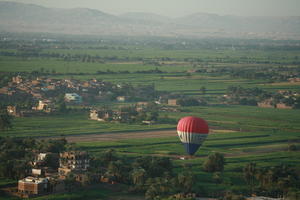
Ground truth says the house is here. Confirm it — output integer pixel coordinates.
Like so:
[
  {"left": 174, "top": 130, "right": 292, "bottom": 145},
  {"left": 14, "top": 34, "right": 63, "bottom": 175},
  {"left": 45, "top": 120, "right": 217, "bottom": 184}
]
[
  {"left": 12, "top": 75, "right": 23, "bottom": 84},
  {"left": 32, "top": 100, "right": 53, "bottom": 112},
  {"left": 288, "top": 77, "right": 300, "bottom": 82},
  {"left": 136, "top": 102, "right": 149, "bottom": 112},
  {"left": 18, "top": 177, "right": 49, "bottom": 195},
  {"left": 90, "top": 109, "right": 112, "bottom": 121},
  {"left": 116, "top": 96, "right": 126, "bottom": 102},
  {"left": 7, "top": 105, "right": 22, "bottom": 117},
  {"left": 32, "top": 153, "right": 51, "bottom": 167},
  {"left": 31, "top": 168, "right": 44, "bottom": 177},
  {"left": 64, "top": 93, "right": 82, "bottom": 103},
  {"left": 0, "top": 87, "right": 9, "bottom": 94},
  {"left": 31, "top": 91, "right": 43, "bottom": 99},
  {"left": 276, "top": 103, "right": 293, "bottom": 109},
  {"left": 58, "top": 151, "right": 90, "bottom": 179},
  {"left": 168, "top": 99, "right": 178, "bottom": 106},
  {"left": 257, "top": 99, "right": 274, "bottom": 108},
  {"left": 46, "top": 85, "right": 56, "bottom": 90},
  {"left": 31, "top": 80, "right": 41, "bottom": 86}
]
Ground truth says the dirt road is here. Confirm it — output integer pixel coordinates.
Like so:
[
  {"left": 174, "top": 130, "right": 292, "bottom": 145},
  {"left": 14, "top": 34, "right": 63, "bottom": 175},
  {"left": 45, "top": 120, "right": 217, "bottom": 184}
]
[
  {"left": 50, "top": 128, "right": 235, "bottom": 143},
  {"left": 63, "top": 129, "right": 177, "bottom": 143}
]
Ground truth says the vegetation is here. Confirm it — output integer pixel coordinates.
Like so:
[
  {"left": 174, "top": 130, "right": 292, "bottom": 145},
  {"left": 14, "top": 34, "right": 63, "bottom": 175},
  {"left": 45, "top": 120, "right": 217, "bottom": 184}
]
[
  {"left": 203, "top": 152, "right": 225, "bottom": 172},
  {"left": 0, "top": 137, "right": 67, "bottom": 180},
  {"left": 0, "top": 34, "right": 300, "bottom": 199},
  {"left": 0, "top": 110, "right": 12, "bottom": 130}
]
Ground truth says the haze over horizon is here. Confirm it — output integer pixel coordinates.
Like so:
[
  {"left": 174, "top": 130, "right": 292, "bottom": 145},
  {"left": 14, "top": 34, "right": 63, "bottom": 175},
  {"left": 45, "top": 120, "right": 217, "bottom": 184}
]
[{"left": 1, "top": 0, "right": 300, "bottom": 17}]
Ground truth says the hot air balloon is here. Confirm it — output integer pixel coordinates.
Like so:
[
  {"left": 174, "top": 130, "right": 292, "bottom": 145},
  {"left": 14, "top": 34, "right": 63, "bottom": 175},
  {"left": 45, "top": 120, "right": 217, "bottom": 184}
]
[{"left": 177, "top": 116, "right": 209, "bottom": 156}]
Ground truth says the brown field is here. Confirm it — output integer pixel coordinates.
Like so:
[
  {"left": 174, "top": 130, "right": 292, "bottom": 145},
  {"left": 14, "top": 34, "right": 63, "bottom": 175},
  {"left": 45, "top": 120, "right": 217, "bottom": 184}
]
[
  {"left": 64, "top": 129, "right": 177, "bottom": 143},
  {"left": 260, "top": 81, "right": 300, "bottom": 86},
  {"left": 57, "top": 128, "right": 232, "bottom": 143}
]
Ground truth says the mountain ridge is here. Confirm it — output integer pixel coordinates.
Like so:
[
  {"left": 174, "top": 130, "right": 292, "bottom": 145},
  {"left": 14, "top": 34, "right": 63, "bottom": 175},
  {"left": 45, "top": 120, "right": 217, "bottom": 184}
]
[{"left": 0, "top": 1, "right": 299, "bottom": 39}]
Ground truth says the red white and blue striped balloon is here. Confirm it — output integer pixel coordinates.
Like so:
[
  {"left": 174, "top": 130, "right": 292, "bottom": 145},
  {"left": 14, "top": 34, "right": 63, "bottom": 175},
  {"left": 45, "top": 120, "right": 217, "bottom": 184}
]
[{"left": 177, "top": 116, "right": 209, "bottom": 155}]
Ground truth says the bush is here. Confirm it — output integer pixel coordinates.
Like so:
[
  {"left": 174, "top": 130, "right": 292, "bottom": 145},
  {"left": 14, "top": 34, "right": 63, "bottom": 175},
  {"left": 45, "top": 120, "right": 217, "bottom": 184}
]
[
  {"left": 288, "top": 144, "right": 297, "bottom": 151},
  {"left": 203, "top": 152, "right": 225, "bottom": 172}
]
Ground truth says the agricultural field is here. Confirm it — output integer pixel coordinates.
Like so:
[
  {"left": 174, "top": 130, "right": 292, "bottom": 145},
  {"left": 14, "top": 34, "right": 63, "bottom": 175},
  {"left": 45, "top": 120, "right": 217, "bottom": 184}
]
[{"left": 0, "top": 35, "right": 300, "bottom": 199}]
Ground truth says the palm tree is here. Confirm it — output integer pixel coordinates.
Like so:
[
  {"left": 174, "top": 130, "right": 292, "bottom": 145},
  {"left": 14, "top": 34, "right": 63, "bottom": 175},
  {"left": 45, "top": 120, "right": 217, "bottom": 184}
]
[
  {"left": 243, "top": 162, "right": 257, "bottom": 192},
  {"left": 131, "top": 168, "right": 147, "bottom": 186},
  {"left": 107, "top": 160, "right": 126, "bottom": 182},
  {"left": 177, "top": 171, "right": 195, "bottom": 193}
]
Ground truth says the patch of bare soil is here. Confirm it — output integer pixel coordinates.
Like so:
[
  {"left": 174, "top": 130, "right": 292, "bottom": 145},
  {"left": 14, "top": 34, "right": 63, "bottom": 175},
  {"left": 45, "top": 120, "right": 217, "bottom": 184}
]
[
  {"left": 63, "top": 128, "right": 237, "bottom": 143},
  {"left": 65, "top": 130, "right": 177, "bottom": 143}
]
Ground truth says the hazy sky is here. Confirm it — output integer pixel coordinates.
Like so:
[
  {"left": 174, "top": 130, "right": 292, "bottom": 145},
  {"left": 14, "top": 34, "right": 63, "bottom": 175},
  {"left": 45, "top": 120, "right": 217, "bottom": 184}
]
[{"left": 2, "top": 0, "right": 300, "bottom": 17}]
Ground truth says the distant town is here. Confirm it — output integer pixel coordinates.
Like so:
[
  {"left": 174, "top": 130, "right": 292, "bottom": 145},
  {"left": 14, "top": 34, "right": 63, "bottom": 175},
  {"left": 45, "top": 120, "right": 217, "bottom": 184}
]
[{"left": 1, "top": 75, "right": 299, "bottom": 125}]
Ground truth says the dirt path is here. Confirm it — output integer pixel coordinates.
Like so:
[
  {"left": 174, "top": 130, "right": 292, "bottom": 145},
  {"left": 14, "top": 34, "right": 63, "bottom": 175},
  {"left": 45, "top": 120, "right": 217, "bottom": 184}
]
[
  {"left": 64, "top": 129, "right": 177, "bottom": 143},
  {"left": 56, "top": 128, "right": 235, "bottom": 143}
]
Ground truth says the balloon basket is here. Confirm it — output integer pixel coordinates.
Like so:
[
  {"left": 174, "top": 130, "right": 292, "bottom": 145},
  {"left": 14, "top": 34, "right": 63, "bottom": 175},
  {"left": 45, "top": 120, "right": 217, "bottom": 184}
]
[{"left": 178, "top": 155, "right": 196, "bottom": 160}]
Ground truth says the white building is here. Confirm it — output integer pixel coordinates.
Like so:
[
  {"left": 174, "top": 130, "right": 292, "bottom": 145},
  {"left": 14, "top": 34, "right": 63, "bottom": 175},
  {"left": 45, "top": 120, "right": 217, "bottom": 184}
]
[{"left": 64, "top": 93, "right": 82, "bottom": 103}]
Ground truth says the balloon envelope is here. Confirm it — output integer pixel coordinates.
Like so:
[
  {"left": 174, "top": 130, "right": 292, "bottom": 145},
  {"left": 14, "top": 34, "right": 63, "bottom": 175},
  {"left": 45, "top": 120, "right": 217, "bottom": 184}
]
[{"left": 177, "top": 116, "right": 209, "bottom": 155}]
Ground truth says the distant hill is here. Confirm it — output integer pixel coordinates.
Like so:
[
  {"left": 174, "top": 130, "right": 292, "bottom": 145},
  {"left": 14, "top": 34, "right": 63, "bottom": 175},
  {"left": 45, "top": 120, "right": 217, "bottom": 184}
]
[{"left": 0, "top": 1, "right": 300, "bottom": 39}]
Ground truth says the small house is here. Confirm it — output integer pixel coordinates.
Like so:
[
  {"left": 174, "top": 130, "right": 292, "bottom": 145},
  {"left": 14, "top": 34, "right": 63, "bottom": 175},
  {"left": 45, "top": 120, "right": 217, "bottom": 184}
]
[
  {"left": 18, "top": 177, "right": 49, "bottom": 195},
  {"left": 64, "top": 93, "right": 82, "bottom": 103},
  {"left": 168, "top": 99, "right": 178, "bottom": 106}
]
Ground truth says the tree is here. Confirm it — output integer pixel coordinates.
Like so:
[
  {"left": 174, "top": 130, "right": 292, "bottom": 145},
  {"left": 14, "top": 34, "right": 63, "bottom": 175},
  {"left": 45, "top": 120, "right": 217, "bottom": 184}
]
[
  {"left": 147, "top": 111, "right": 159, "bottom": 121},
  {"left": 286, "top": 188, "right": 300, "bottom": 200},
  {"left": 288, "top": 144, "right": 297, "bottom": 151},
  {"left": 44, "top": 153, "right": 59, "bottom": 169},
  {"left": 212, "top": 172, "right": 223, "bottom": 184},
  {"left": 203, "top": 152, "right": 225, "bottom": 172},
  {"left": 101, "top": 149, "right": 118, "bottom": 166},
  {"left": 176, "top": 171, "right": 196, "bottom": 193},
  {"left": 64, "top": 173, "right": 77, "bottom": 192},
  {"left": 200, "top": 86, "right": 206, "bottom": 95},
  {"left": 131, "top": 168, "right": 147, "bottom": 186},
  {"left": 0, "top": 111, "right": 12, "bottom": 130},
  {"left": 58, "top": 102, "right": 67, "bottom": 113},
  {"left": 243, "top": 162, "right": 257, "bottom": 192},
  {"left": 107, "top": 160, "right": 127, "bottom": 182},
  {"left": 145, "top": 177, "right": 171, "bottom": 199}
]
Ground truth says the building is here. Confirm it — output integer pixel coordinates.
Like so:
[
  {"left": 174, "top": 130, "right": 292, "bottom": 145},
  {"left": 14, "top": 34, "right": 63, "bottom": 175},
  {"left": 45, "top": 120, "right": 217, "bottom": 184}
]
[
  {"left": 7, "top": 105, "right": 21, "bottom": 117},
  {"left": 58, "top": 151, "right": 90, "bottom": 178},
  {"left": 116, "top": 96, "right": 126, "bottom": 102},
  {"left": 12, "top": 75, "right": 23, "bottom": 84},
  {"left": 64, "top": 93, "right": 82, "bottom": 103},
  {"left": 257, "top": 99, "right": 274, "bottom": 108},
  {"left": 32, "top": 153, "right": 50, "bottom": 167},
  {"left": 90, "top": 109, "right": 112, "bottom": 121},
  {"left": 136, "top": 102, "right": 149, "bottom": 112},
  {"left": 18, "top": 177, "right": 49, "bottom": 195},
  {"left": 288, "top": 77, "right": 300, "bottom": 83},
  {"left": 168, "top": 99, "right": 178, "bottom": 106},
  {"left": 276, "top": 103, "right": 293, "bottom": 109},
  {"left": 34, "top": 100, "right": 54, "bottom": 112}
]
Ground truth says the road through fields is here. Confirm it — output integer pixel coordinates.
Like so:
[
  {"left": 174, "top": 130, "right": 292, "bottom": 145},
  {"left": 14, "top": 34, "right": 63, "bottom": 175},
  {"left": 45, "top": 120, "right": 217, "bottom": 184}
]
[{"left": 62, "top": 129, "right": 177, "bottom": 143}]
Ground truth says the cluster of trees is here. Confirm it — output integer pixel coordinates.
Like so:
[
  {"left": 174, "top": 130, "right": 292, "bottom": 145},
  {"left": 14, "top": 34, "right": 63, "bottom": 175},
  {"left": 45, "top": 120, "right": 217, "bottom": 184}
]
[
  {"left": 113, "top": 83, "right": 158, "bottom": 102},
  {"left": 177, "top": 97, "right": 207, "bottom": 107},
  {"left": 230, "top": 66, "right": 300, "bottom": 82},
  {"left": 95, "top": 103, "right": 162, "bottom": 124},
  {"left": 243, "top": 163, "right": 300, "bottom": 198},
  {"left": 222, "top": 86, "right": 267, "bottom": 106},
  {"left": 0, "top": 108, "right": 12, "bottom": 130},
  {"left": 203, "top": 152, "right": 225, "bottom": 173},
  {"left": 99, "top": 68, "right": 166, "bottom": 75},
  {"left": 0, "top": 137, "right": 67, "bottom": 180},
  {"left": 222, "top": 86, "right": 300, "bottom": 108},
  {"left": 89, "top": 149, "right": 198, "bottom": 200}
]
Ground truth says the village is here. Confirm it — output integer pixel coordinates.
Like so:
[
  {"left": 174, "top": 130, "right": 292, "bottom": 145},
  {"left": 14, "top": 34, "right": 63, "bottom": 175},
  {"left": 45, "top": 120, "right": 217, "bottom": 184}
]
[
  {"left": 1, "top": 75, "right": 299, "bottom": 125},
  {"left": 0, "top": 137, "right": 206, "bottom": 200},
  {"left": 0, "top": 75, "right": 164, "bottom": 121},
  {"left": 12, "top": 150, "right": 91, "bottom": 198}
]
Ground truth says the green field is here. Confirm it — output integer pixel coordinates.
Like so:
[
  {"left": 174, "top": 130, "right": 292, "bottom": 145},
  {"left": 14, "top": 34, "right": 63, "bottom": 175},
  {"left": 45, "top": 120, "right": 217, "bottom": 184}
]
[{"left": 0, "top": 36, "right": 300, "bottom": 199}]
